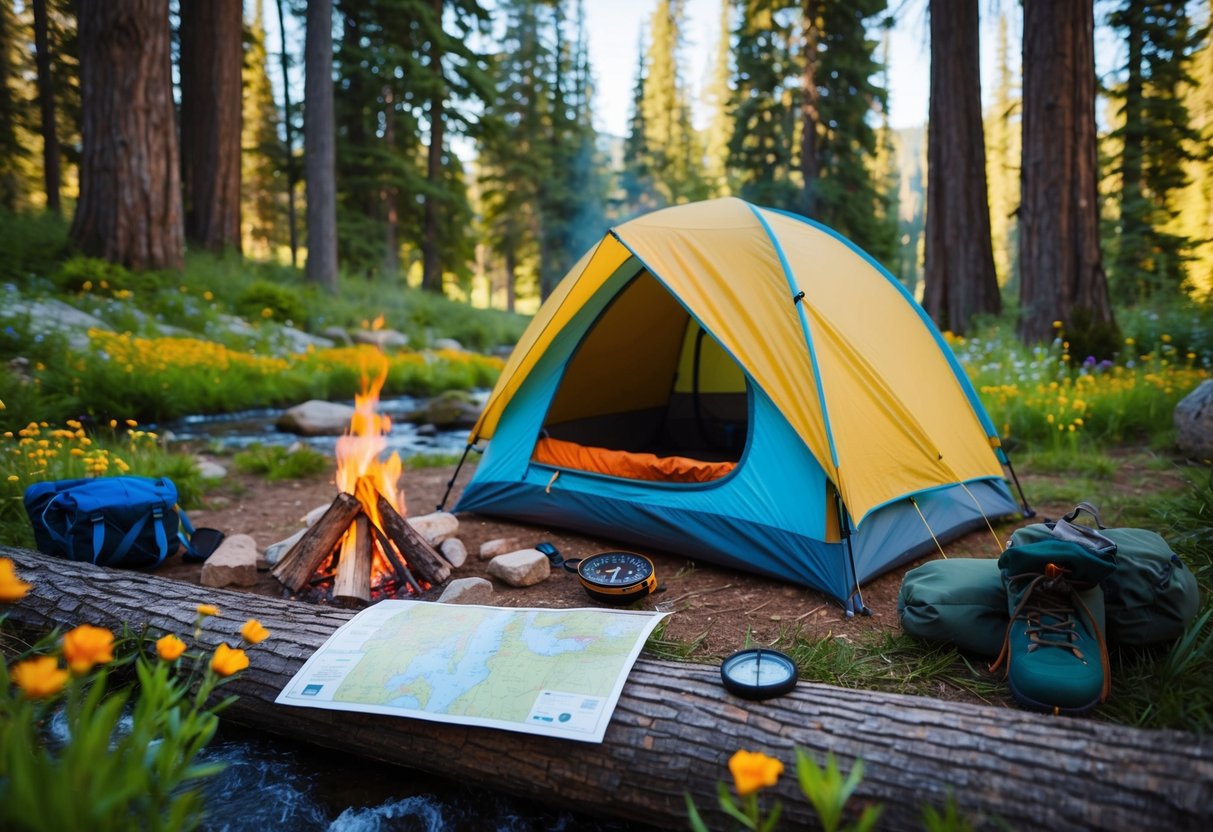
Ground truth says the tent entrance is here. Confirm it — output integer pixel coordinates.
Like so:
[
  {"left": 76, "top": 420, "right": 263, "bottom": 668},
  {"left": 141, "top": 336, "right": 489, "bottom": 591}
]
[{"left": 534, "top": 271, "right": 748, "bottom": 481}]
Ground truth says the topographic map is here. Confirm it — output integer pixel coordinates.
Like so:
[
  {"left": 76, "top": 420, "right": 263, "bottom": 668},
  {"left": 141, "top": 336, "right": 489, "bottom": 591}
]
[{"left": 276, "top": 600, "right": 667, "bottom": 742}]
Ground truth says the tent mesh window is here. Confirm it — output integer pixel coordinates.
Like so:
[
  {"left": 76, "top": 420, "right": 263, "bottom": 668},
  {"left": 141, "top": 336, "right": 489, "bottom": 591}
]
[{"left": 537, "top": 271, "right": 749, "bottom": 478}]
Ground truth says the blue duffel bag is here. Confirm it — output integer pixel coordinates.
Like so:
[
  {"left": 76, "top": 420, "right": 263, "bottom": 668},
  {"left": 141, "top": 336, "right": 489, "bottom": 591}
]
[{"left": 23, "top": 476, "right": 196, "bottom": 569}]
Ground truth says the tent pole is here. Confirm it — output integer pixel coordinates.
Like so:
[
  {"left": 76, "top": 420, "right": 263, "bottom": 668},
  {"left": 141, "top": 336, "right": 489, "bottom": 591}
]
[
  {"left": 836, "top": 493, "right": 871, "bottom": 617},
  {"left": 1003, "top": 455, "right": 1036, "bottom": 518},
  {"left": 438, "top": 443, "right": 476, "bottom": 512}
]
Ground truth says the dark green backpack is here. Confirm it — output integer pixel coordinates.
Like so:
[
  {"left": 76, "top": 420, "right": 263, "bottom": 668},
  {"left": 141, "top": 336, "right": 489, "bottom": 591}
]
[{"left": 1008, "top": 503, "right": 1200, "bottom": 647}]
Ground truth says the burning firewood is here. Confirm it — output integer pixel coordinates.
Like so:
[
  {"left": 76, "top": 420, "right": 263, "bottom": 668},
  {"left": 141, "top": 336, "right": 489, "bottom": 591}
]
[
  {"left": 271, "top": 492, "right": 363, "bottom": 592},
  {"left": 375, "top": 492, "right": 452, "bottom": 586},
  {"left": 332, "top": 515, "right": 373, "bottom": 607}
]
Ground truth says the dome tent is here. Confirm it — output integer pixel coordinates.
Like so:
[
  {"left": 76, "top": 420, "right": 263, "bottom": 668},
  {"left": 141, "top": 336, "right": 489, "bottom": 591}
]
[{"left": 454, "top": 198, "right": 1021, "bottom": 610}]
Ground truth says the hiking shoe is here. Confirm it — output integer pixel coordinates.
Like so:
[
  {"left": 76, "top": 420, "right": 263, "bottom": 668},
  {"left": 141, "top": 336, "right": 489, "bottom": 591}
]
[{"left": 992, "top": 539, "right": 1116, "bottom": 715}]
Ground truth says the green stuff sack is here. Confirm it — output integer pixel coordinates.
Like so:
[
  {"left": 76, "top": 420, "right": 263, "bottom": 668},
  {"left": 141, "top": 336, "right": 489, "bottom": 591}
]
[
  {"left": 897, "top": 558, "right": 1006, "bottom": 657},
  {"left": 1009, "top": 504, "right": 1200, "bottom": 647}
]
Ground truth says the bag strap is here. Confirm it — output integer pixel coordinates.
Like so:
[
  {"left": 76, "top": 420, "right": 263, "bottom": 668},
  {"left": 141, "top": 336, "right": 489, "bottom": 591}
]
[
  {"left": 40, "top": 494, "right": 77, "bottom": 559},
  {"left": 176, "top": 504, "right": 199, "bottom": 560},
  {"left": 1062, "top": 501, "right": 1106, "bottom": 529},
  {"left": 97, "top": 510, "right": 159, "bottom": 566}
]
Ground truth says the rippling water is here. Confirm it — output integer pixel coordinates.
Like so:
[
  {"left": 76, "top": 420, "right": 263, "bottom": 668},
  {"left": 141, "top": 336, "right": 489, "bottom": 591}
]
[{"left": 195, "top": 725, "right": 653, "bottom": 832}]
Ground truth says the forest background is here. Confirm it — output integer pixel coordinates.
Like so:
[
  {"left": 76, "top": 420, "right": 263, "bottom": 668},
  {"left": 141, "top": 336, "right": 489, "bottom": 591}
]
[{"left": 1, "top": 0, "right": 1211, "bottom": 348}]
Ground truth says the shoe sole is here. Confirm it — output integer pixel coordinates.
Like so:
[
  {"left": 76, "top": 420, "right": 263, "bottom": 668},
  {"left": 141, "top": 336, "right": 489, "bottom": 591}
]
[{"left": 1008, "top": 677, "right": 1101, "bottom": 717}]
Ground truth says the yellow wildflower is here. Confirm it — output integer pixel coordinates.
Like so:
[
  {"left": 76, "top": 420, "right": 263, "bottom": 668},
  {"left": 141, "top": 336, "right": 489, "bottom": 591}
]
[
  {"left": 211, "top": 643, "right": 249, "bottom": 677},
  {"left": 125, "top": 419, "right": 138, "bottom": 428},
  {"left": 196, "top": 603, "right": 220, "bottom": 617},
  {"left": 62, "top": 624, "right": 115, "bottom": 674},
  {"left": 156, "top": 634, "right": 187, "bottom": 661},
  {"left": 11, "top": 656, "right": 69, "bottom": 699},
  {"left": 240, "top": 619, "right": 270, "bottom": 645},
  {"left": 1125, "top": 337, "right": 1135, "bottom": 346},
  {"left": 1052, "top": 320, "right": 1063, "bottom": 329},
  {"left": 728, "top": 750, "right": 784, "bottom": 797},
  {"left": 6, "top": 475, "right": 18, "bottom": 483},
  {"left": 1162, "top": 334, "right": 1172, "bottom": 343},
  {"left": 203, "top": 291, "right": 214, "bottom": 301},
  {"left": 0, "top": 557, "right": 32, "bottom": 602}
]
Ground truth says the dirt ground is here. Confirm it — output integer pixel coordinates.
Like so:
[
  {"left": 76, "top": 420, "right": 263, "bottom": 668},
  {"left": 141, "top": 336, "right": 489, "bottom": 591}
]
[{"left": 161, "top": 460, "right": 1088, "bottom": 662}]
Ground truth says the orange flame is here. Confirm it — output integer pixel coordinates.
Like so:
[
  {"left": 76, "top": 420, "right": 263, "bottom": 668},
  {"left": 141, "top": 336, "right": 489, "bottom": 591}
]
[{"left": 335, "top": 355, "right": 406, "bottom": 585}]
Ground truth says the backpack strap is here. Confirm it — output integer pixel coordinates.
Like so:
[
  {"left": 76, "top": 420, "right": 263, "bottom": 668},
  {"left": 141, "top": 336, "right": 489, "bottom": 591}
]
[
  {"left": 39, "top": 495, "right": 76, "bottom": 560},
  {"left": 176, "top": 504, "right": 200, "bottom": 561},
  {"left": 101, "top": 508, "right": 168, "bottom": 568},
  {"left": 1062, "top": 502, "right": 1106, "bottom": 529}
]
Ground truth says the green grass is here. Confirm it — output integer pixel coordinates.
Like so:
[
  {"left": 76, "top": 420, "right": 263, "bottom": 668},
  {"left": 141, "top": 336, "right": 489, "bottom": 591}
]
[{"left": 232, "top": 443, "right": 329, "bottom": 481}]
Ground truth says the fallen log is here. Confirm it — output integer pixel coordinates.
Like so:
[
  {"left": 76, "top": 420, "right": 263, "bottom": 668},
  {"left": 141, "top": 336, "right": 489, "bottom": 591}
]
[{"left": 3, "top": 546, "right": 1211, "bottom": 831}]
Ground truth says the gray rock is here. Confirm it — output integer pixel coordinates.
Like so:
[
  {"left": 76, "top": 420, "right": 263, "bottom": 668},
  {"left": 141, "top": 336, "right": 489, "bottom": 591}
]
[
  {"left": 264, "top": 528, "right": 306, "bottom": 566},
  {"left": 215, "top": 313, "right": 256, "bottom": 338},
  {"left": 479, "top": 537, "right": 520, "bottom": 559},
  {"left": 352, "top": 328, "right": 410, "bottom": 351},
  {"left": 432, "top": 337, "right": 464, "bottom": 352},
  {"left": 276, "top": 400, "right": 355, "bottom": 435},
  {"left": 1175, "top": 380, "right": 1213, "bottom": 461},
  {"left": 1, "top": 298, "right": 112, "bottom": 351},
  {"left": 439, "top": 537, "right": 468, "bottom": 569},
  {"left": 321, "top": 326, "right": 353, "bottom": 346},
  {"left": 276, "top": 325, "right": 335, "bottom": 354},
  {"left": 436, "top": 576, "right": 493, "bottom": 605},
  {"left": 415, "top": 423, "right": 438, "bottom": 437},
  {"left": 487, "top": 549, "right": 551, "bottom": 587},
  {"left": 407, "top": 511, "right": 459, "bottom": 545},
  {"left": 196, "top": 457, "right": 227, "bottom": 480},
  {"left": 404, "top": 390, "right": 481, "bottom": 429},
  {"left": 200, "top": 534, "right": 259, "bottom": 588}
]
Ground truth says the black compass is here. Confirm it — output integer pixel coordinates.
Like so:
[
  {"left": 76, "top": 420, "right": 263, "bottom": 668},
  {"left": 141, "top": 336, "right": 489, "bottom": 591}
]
[{"left": 720, "top": 648, "right": 798, "bottom": 700}]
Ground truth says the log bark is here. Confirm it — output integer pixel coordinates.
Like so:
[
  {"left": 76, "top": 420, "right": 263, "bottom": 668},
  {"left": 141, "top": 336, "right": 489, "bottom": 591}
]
[
  {"left": 271, "top": 492, "right": 361, "bottom": 591},
  {"left": 332, "top": 515, "right": 371, "bottom": 607},
  {"left": 4, "top": 546, "right": 1211, "bottom": 832},
  {"left": 376, "top": 493, "right": 451, "bottom": 586}
]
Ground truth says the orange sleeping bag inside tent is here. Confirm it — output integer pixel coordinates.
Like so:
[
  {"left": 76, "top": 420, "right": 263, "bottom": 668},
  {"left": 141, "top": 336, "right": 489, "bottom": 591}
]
[{"left": 532, "top": 437, "right": 735, "bottom": 484}]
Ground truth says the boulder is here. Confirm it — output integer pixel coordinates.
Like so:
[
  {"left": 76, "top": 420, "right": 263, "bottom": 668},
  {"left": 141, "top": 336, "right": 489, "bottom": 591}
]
[
  {"left": 276, "top": 400, "right": 355, "bottom": 436},
  {"left": 303, "top": 503, "right": 331, "bottom": 527},
  {"left": 439, "top": 537, "right": 468, "bottom": 569},
  {"left": 352, "top": 328, "right": 410, "bottom": 351},
  {"left": 0, "top": 298, "right": 112, "bottom": 351},
  {"left": 404, "top": 390, "right": 481, "bottom": 430},
  {"left": 215, "top": 313, "right": 256, "bottom": 338},
  {"left": 200, "top": 534, "right": 259, "bottom": 588},
  {"left": 276, "top": 325, "right": 335, "bottom": 354},
  {"left": 1175, "top": 380, "right": 1213, "bottom": 462},
  {"left": 195, "top": 457, "right": 227, "bottom": 480},
  {"left": 407, "top": 511, "right": 459, "bottom": 545},
  {"left": 436, "top": 577, "right": 493, "bottom": 605},
  {"left": 321, "top": 326, "right": 353, "bottom": 346},
  {"left": 486, "top": 549, "right": 551, "bottom": 587},
  {"left": 264, "top": 528, "right": 306, "bottom": 567},
  {"left": 479, "top": 537, "right": 521, "bottom": 559},
  {"left": 432, "top": 338, "right": 464, "bottom": 352}
]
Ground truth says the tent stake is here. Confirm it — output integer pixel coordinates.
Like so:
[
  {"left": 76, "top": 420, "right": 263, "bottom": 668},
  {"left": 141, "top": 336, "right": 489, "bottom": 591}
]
[
  {"left": 1003, "top": 455, "right": 1036, "bottom": 519},
  {"left": 438, "top": 443, "right": 475, "bottom": 512}
]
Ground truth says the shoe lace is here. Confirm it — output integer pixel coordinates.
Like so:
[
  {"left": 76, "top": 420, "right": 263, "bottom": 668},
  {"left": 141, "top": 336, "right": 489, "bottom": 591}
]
[{"left": 990, "top": 563, "right": 1111, "bottom": 702}]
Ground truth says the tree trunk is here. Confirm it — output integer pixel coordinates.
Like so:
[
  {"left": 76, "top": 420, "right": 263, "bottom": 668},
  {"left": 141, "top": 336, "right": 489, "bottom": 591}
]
[
  {"left": 33, "top": 0, "right": 61, "bottom": 214},
  {"left": 1018, "top": 0, "right": 1117, "bottom": 353},
  {"left": 69, "top": 0, "right": 184, "bottom": 271},
  {"left": 4, "top": 546, "right": 1211, "bottom": 832},
  {"left": 800, "top": 0, "right": 819, "bottom": 218},
  {"left": 1114, "top": 4, "right": 1145, "bottom": 300},
  {"left": 179, "top": 0, "right": 243, "bottom": 253},
  {"left": 382, "top": 87, "right": 399, "bottom": 279},
  {"left": 923, "top": 0, "right": 1000, "bottom": 335},
  {"left": 421, "top": 0, "right": 445, "bottom": 293},
  {"left": 504, "top": 245, "right": 516, "bottom": 313},
  {"left": 274, "top": 0, "right": 299, "bottom": 268},
  {"left": 304, "top": 0, "right": 338, "bottom": 291},
  {"left": 0, "top": 1, "right": 18, "bottom": 211}
]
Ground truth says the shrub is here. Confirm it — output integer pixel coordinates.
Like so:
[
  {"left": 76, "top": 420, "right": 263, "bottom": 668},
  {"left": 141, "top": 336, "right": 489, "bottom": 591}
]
[
  {"left": 0, "top": 210, "right": 69, "bottom": 290},
  {"left": 235, "top": 280, "right": 307, "bottom": 327},
  {"left": 232, "top": 443, "right": 328, "bottom": 481}
]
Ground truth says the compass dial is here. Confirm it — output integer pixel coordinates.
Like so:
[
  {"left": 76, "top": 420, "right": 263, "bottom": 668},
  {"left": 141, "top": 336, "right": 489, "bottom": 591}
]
[{"left": 576, "top": 551, "right": 657, "bottom": 604}]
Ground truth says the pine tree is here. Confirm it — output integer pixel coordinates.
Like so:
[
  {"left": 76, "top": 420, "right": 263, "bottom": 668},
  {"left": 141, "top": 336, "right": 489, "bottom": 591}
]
[
  {"left": 922, "top": 0, "right": 1000, "bottom": 335},
  {"left": 1171, "top": 0, "right": 1213, "bottom": 297},
  {"left": 0, "top": 0, "right": 23, "bottom": 210},
  {"left": 620, "top": 29, "right": 656, "bottom": 214},
  {"left": 71, "top": 0, "right": 184, "bottom": 270},
  {"left": 1108, "top": 1, "right": 1207, "bottom": 302},
  {"left": 702, "top": 0, "right": 734, "bottom": 197},
  {"left": 273, "top": 0, "right": 300, "bottom": 266},
  {"left": 641, "top": 0, "right": 706, "bottom": 205},
  {"left": 813, "top": 0, "right": 894, "bottom": 265},
  {"left": 1018, "top": 0, "right": 1116, "bottom": 353},
  {"left": 985, "top": 12, "right": 1020, "bottom": 290},
  {"left": 304, "top": 0, "right": 338, "bottom": 290},
  {"left": 730, "top": 0, "right": 799, "bottom": 209},
  {"left": 32, "top": 0, "right": 60, "bottom": 213},
  {"left": 242, "top": 0, "right": 285, "bottom": 258}
]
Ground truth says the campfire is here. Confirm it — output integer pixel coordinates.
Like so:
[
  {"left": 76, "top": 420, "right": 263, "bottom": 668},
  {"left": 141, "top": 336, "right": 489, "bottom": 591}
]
[{"left": 270, "top": 361, "right": 451, "bottom": 606}]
